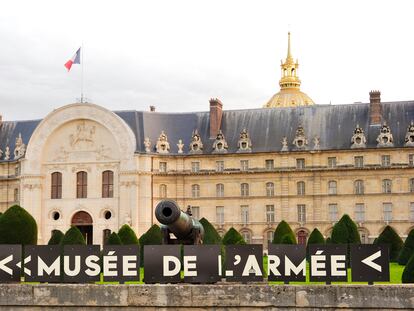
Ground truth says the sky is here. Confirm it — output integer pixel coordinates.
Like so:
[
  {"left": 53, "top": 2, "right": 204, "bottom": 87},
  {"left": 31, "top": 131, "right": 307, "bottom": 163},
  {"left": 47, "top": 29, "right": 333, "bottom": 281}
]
[{"left": 0, "top": 0, "right": 413, "bottom": 121}]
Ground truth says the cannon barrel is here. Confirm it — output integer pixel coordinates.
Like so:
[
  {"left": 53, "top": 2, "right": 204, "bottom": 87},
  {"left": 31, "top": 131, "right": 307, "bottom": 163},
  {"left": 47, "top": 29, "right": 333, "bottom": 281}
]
[{"left": 155, "top": 200, "right": 204, "bottom": 242}]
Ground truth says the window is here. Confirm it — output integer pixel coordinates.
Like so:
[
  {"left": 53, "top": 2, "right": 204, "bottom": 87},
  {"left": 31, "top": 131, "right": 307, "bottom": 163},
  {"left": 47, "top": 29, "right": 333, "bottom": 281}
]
[
  {"left": 296, "top": 158, "right": 305, "bottom": 169},
  {"left": 409, "top": 178, "right": 414, "bottom": 193},
  {"left": 51, "top": 172, "right": 62, "bottom": 199},
  {"left": 240, "top": 160, "right": 249, "bottom": 171},
  {"left": 216, "top": 206, "right": 224, "bottom": 224},
  {"left": 382, "top": 179, "right": 392, "bottom": 194},
  {"left": 354, "top": 180, "right": 364, "bottom": 195},
  {"left": 216, "top": 161, "right": 224, "bottom": 172},
  {"left": 102, "top": 170, "right": 114, "bottom": 198},
  {"left": 265, "top": 159, "right": 274, "bottom": 170},
  {"left": 241, "top": 230, "right": 251, "bottom": 244},
  {"left": 381, "top": 155, "right": 391, "bottom": 167},
  {"left": 328, "top": 180, "right": 337, "bottom": 195},
  {"left": 76, "top": 171, "right": 87, "bottom": 198},
  {"left": 159, "top": 162, "right": 167, "bottom": 173},
  {"left": 297, "top": 181, "right": 305, "bottom": 196},
  {"left": 328, "top": 157, "right": 337, "bottom": 168},
  {"left": 297, "top": 230, "right": 308, "bottom": 245},
  {"left": 359, "top": 230, "right": 368, "bottom": 243},
  {"left": 191, "top": 206, "right": 200, "bottom": 220},
  {"left": 297, "top": 204, "right": 306, "bottom": 223},
  {"left": 241, "top": 205, "right": 249, "bottom": 224},
  {"left": 354, "top": 156, "right": 364, "bottom": 168},
  {"left": 159, "top": 184, "right": 167, "bottom": 198},
  {"left": 266, "top": 182, "right": 275, "bottom": 197},
  {"left": 329, "top": 204, "right": 338, "bottom": 222},
  {"left": 409, "top": 154, "right": 414, "bottom": 167},
  {"left": 355, "top": 203, "right": 365, "bottom": 222},
  {"left": 267, "top": 231, "right": 274, "bottom": 247},
  {"left": 191, "top": 184, "right": 200, "bottom": 198},
  {"left": 13, "top": 188, "right": 19, "bottom": 202},
  {"left": 266, "top": 205, "right": 275, "bottom": 223},
  {"left": 410, "top": 203, "right": 414, "bottom": 221},
  {"left": 383, "top": 203, "right": 392, "bottom": 221},
  {"left": 241, "top": 183, "right": 249, "bottom": 197},
  {"left": 191, "top": 162, "right": 200, "bottom": 173},
  {"left": 216, "top": 183, "right": 224, "bottom": 197},
  {"left": 103, "top": 229, "right": 111, "bottom": 245}
]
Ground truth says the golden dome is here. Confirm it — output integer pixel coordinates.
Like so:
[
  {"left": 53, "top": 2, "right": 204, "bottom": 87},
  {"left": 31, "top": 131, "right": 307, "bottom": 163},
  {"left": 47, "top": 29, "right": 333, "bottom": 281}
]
[{"left": 264, "top": 32, "right": 315, "bottom": 108}]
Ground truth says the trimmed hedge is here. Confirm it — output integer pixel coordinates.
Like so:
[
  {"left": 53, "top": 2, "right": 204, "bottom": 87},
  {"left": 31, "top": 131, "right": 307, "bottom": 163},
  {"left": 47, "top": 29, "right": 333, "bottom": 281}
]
[
  {"left": 402, "top": 253, "right": 414, "bottom": 283},
  {"left": 375, "top": 225, "right": 403, "bottom": 262},
  {"left": 281, "top": 234, "right": 296, "bottom": 244},
  {"left": 60, "top": 226, "right": 86, "bottom": 245},
  {"left": 107, "top": 232, "right": 123, "bottom": 245},
  {"left": 272, "top": 220, "right": 296, "bottom": 244},
  {"left": 199, "top": 217, "right": 221, "bottom": 245},
  {"left": 222, "top": 227, "right": 246, "bottom": 245},
  {"left": 118, "top": 224, "right": 139, "bottom": 245},
  {"left": 399, "top": 229, "right": 414, "bottom": 265},
  {"left": 139, "top": 225, "right": 162, "bottom": 266},
  {"left": 331, "top": 214, "right": 361, "bottom": 245},
  {"left": 48, "top": 230, "right": 64, "bottom": 245},
  {"left": 0, "top": 205, "right": 37, "bottom": 245},
  {"left": 307, "top": 228, "right": 325, "bottom": 246}
]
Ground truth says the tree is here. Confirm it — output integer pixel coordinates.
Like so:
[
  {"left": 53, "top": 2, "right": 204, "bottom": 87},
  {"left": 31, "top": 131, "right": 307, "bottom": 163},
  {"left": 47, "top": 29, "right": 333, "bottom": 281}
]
[
  {"left": 60, "top": 226, "right": 86, "bottom": 245},
  {"left": 222, "top": 227, "right": 246, "bottom": 245},
  {"left": 281, "top": 234, "right": 296, "bottom": 244},
  {"left": 402, "top": 253, "right": 414, "bottom": 283},
  {"left": 139, "top": 224, "right": 163, "bottom": 266},
  {"left": 47, "top": 230, "right": 64, "bottom": 245},
  {"left": 0, "top": 205, "right": 37, "bottom": 245},
  {"left": 118, "top": 224, "right": 139, "bottom": 245},
  {"left": 331, "top": 214, "right": 361, "bottom": 245},
  {"left": 375, "top": 225, "right": 403, "bottom": 262},
  {"left": 306, "top": 228, "right": 325, "bottom": 259},
  {"left": 399, "top": 229, "right": 414, "bottom": 265},
  {"left": 107, "top": 232, "right": 122, "bottom": 245},
  {"left": 272, "top": 221, "right": 296, "bottom": 244},
  {"left": 199, "top": 217, "right": 221, "bottom": 245}
]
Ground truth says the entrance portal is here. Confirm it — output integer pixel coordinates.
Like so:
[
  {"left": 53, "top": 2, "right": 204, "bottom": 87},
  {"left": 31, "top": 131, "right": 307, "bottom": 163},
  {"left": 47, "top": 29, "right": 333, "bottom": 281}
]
[{"left": 71, "top": 211, "right": 93, "bottom": 244}]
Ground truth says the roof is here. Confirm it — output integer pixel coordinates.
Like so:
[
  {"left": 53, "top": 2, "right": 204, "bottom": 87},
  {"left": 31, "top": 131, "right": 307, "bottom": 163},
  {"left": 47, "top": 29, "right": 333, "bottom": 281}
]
[{"left": 1, "top": 101, "right": 414, "bottom": 160}]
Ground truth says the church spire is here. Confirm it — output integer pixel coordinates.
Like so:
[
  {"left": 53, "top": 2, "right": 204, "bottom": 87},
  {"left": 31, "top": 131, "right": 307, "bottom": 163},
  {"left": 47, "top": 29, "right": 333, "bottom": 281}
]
[
  {"left": 287, "top": 32, "right": 293, "bottom": 62},
  {"left": 279, "top": 32, "right": 300, "bottom": 90}
]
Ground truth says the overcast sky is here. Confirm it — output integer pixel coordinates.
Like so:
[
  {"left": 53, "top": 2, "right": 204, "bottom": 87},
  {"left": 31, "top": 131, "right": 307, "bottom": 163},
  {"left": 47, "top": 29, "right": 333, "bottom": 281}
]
[{"left": 0, "top": 0, "right": 413, "bottom": 121}]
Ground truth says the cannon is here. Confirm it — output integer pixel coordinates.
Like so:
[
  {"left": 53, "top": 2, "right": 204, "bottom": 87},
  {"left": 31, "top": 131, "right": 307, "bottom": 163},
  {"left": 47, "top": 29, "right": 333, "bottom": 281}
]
[{"left": 155, "top": 200, "right": 204, "bottom": 245}]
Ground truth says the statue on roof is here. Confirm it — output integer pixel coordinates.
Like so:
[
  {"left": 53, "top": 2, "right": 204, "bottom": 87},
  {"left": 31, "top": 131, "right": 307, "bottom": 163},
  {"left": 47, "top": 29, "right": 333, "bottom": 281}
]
[
  {"left": 313, "top": 136, "right": 320, "bottom": 150},
  {"left": 376, "top": 122, "right": 394, "bottom": 147},
  {"left": 14, "top": 133, "right": 26, "bottom": 159},
  {"left": 237, "top": 128, "right": 252, "bottom": 153},
  {"left": 351, "top": 124, "right": 367, "bottom": 149},
  {"left": 144, "top": 137, "right": 151, "bottom": 153},
  {"left": 281, "top": 137, "right": 289, "bottom": 152},
  {"left": 404, "top": 121, "right": 414, "bottom": 147},
  {"left": 156, "top": 131, "right": 170, "bottom": 154},
  {"left": 177, "top": 139, "right": 184, "bottom": 154},
  {"left": 212, "top": 130, "right": 228, "bottom": 154},
  {"left": 292, "top": 125, "right": 308, "bottom": 149},
  {"left": 189, "top": 129, "right": 203, "bottom": 154},
  {"left": 4, "top": 146, "right": 10, "bottom": 161}
]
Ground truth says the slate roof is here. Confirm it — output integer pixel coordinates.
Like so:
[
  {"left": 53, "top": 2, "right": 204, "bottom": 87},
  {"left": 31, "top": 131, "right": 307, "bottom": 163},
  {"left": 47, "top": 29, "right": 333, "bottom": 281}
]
[{"left": 1, "top": 101, "right": 414, "bottom": 160}]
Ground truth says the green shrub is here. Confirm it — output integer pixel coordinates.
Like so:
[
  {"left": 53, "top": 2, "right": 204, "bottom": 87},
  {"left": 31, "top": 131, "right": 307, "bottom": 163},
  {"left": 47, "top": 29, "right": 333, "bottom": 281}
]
[
  {"left": 118, "top": 224, "right": 139, "bottom": 245},
  {"left": 199, "top": 217, "right": 221, "bottom": 244},
  {"left": 0, "top": 205, "right": 37, "bottom": 245},
  {"left": 331, "top": 214, "right": 361, "bottom": 244},
  {"left": 222, "top": 227, "right": 246, "bottom": 245},
  {"left": 60, "top": 226, "right": 86, "bottom": 245},
  {"left": 47, "top": 230, "right": 64, "bottom": 245},
  {"left": 139, "top": 224, "right": 163, "bottom": 266},
  {"left": 272, "top": 220, "right": 296, "bottom": 244},
  {"left": 306, "top": 228, "right": 325, "bottom": 259},
  {"left": 399, "top": 229, "right": 414, "bottom": 265},
  {"left": 326, "top": 237, "right": 332, "bottom": 244},
  {"left": 375, "top": 225, "right": 403, "bottom": 262},
  {"left": 281, "top": 234, "right": 296, "bottom": 244},
  {"left": 107, "top": 232, "right": 123, "bottom": 245},
  {"left": 402, "top": 253, "right": 414, "bottom": 283}
]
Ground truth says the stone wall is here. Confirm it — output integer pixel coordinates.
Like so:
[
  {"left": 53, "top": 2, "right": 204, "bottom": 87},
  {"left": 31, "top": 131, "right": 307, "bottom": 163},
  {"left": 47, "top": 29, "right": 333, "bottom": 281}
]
[{"left": 1, "top": 284, "right": 414, "bottom": 310}]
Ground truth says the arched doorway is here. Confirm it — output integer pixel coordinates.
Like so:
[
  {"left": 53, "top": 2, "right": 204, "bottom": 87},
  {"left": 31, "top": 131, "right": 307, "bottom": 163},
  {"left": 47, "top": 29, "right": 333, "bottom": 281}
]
[
  {"left": 71, "top": 211, "right": 93, "bottom": 244},
  {"left": 297, "top": 229, "right": 308, "bottom": 245}
]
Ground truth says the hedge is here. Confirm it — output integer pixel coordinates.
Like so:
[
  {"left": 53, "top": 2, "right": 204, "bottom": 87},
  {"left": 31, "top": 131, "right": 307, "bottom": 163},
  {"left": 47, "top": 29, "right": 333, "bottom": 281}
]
[
  {"left": 281, "top": 234, "right": 296, "bottom": 244},
  {"left": 222, "top": 227, "right": 246, "bottom": 245},
  {"left": 118, "top": 224, "right": 139, "bottom": 245},
  {"left": 399, "top": 229, "right": 414, "bottom": 265},
  {"left": 331, "top": 214, "right": 360, "bottom": 244},
  {"left": 60, "top": 226, "right": 86, "bottom": 245},
  {"left": 375, "top": 225, "right": 403, "bottom": 262},
  {"left": 107, "top": 232, "right": 123, "bottom": 245},
  {"left": 139, "top": 224, "right": 162, "bottom": 266},
  {"left": 199, "top": 217, "right": 221, "bottom": 244},
  {"left": 402, "top": 253, "right": 414, "bottom": 283},
  {"left": 272, "top": 220, "right": 296, "bottom": 244},
  {"left": 47, "top": 230, "right": 64, "bottom": 245},
  {"left": 0, "top": 205, "right": 37, "bottom": 245}
]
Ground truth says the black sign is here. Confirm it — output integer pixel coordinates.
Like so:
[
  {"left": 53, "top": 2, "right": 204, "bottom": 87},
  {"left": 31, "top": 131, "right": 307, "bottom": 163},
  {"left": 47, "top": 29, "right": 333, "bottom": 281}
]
[
  {"left": 102, "top": 245, "right": 140, "bottom": 283},
  {"left": 268, "top": 244, "right": 306, "bottom": 282},
  {"left": 24, "top": 245, "right": 61, "bottom": 282},
  {"left": 63, "top": 245, "right": 100, "bottom": 283},
  {"left": 0, "top": 245, "right": 21, "bottom": 283},
  {"left": 225, "top": 244, "right": 263, "bottom": 282},
  {"left": 144, "top": 245, "right": 181, "bottom": 283},
  {"left": 351, "top": 244, "right": 390, "bottom": 283},
  {"left": 308, "top": 244, "right": 347, "bottom": 283},
  {"left": 183, "top": 245, "right": 221, "bottom": 283}
]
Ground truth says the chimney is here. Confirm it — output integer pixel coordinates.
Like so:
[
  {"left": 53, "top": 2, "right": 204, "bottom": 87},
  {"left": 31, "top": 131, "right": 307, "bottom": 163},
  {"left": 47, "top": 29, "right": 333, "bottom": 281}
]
[
  {"left": 149, "top": 105, "right": 156, "bottom": 112},
  {"left": 209, "top": 98, "right": 223, "bottom": 138},
  {"left": 369, "top": 90, "right": 382, "bottom": 125}
]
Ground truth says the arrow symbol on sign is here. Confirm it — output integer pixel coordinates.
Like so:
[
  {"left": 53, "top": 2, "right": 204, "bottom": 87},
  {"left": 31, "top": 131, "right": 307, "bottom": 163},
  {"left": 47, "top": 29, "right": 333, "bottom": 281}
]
[
  {"left": 0, "top": 255, "right": 13, "bottom": 275},
  {"left": 361, "top": 250, "right": 382, "bottom": 272}
]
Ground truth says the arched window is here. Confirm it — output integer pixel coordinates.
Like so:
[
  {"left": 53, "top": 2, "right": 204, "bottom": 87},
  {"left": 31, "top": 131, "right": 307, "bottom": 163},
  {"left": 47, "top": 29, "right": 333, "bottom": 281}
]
[
  {"left": 13, "top": 188, "right": 19, "bottom": 202},
  {"left": 297, "top": 230, "right": 308, "bottom": 245},
  {"left": 192, "top": 184, "right": 200, "bottom": 198},
  {"left": 354, "top": 180, "right": 364, "bottom": 195},
  {"left": 241, "top": 183, "right": 249, "bottom": 197},
  {"left": 328, "top": 180, "right": 337, "bottom": 195},
  {"left": 266, "top": 182, "right": 274, "bottom": 197},
  {"left": 382, "top": 179, "right": 392, "bottom": 194},
  {"left": 241, "top": 230, "right": 251, "bottom": 244},
  {"left": 102, "top": 170, "right": 114, "bottom": 198},
  {"left": 76, "top": 171, "right": 87, "bottom": 198},
  {"left": 216, "top": 183, "right": 224, "bottom": 197},
  {"left": 297, "top": 181, "right": 305, "bottom": 196},
  {"left": 159, "top": 184, "right": 167, "bottom": 198},
  {"left": 103, "top": 229, "right": 111, "bottom": 245},
  {"left": 51, "top": 172, "right": 62, "bottom": 199},
  {"left": 409, "top": 178, "right": 414, "bottom": 193}
]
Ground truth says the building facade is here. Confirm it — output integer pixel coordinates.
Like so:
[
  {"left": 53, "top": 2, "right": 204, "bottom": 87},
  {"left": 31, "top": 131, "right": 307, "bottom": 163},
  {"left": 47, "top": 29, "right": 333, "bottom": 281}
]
[{"left": 0, "top": 34, "right": 413, "bottom": 247}]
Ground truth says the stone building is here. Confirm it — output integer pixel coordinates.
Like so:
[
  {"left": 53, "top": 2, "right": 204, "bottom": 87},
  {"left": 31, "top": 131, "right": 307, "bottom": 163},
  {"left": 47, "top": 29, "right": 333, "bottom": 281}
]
[{"left": 0, "top": 34, "right": 413, "bottom": 247}]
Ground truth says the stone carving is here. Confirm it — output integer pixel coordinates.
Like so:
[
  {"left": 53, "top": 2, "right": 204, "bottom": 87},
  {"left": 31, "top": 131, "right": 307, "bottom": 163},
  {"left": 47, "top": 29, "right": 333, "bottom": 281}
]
[
  {"left": 4, "top": 146, "right": 10, "bottom": 160},
  {"left": 155, "top": 131, "right": 170, "bottom": 154},
  {"left": 189, "top": 129, "right": 203, "bottom": 154},
  {"left": 281, "top": 137, "right": 289, "bottom": 152},
  {"left": 404, "top": 121, "right": 414, "bottom": 147},
  {"left": 177, "top": 139, "right": 184, "bottom": 154},
  {"left": 351, "top": 124, "right": 367, "bottom": 149},
  {"left": 96, "top": 145, "right": 112, "bottom": 160},
  {"left": 53, "top": 146, "right": 69, "bottom": 162},
  {"left": 70, "top": 121, "right": 96, "bottom": 148},
  {"left": 212, "top": 130, "right": 228, "bottom": 153},
  {"left": 292, "top": 125, "right": 308, "bottom": 149},
  {"left": 13, "top": 133, "right": 26, "bottom": 159},
  {"left": 237, "top": 129, "right": 252, "bottom": 153},
  {"left": 313, "top": 136, "right": 320, "bottom": 150},
  {"left": 376, "top": 122, "right": 394, "bottom": 147},
  {"left": 144, "top": 137, "right": 151, "bottom": 153}
]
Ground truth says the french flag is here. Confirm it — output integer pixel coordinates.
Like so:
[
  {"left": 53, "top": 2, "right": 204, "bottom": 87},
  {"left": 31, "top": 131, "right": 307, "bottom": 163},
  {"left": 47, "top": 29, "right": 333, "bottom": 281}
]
[{"left": 64, "top": 47, "right": 81, "bottom": 71}]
